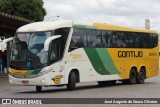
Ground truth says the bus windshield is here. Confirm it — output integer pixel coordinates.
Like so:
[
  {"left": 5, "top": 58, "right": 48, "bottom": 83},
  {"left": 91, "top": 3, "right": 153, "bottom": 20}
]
[
  {"left": 10, "top": 28, "right": 70, "bottom": 69},
  {"left": 10, "top": 31, "right": 51, "bottom": 68}
]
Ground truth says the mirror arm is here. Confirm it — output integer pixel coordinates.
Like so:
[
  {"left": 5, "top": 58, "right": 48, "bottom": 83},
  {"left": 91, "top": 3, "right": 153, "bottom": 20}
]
[
  {"left": 1, "top": 37, "right": 14, "bottom": 52},
  {"left": 44, "top": 35, "right": 61, "bottom": 51}
]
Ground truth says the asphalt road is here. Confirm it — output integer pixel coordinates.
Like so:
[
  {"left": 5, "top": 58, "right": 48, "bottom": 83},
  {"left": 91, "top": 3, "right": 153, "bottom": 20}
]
[{"left": 0, "top": 75, "right": 160, "bottom": 107}]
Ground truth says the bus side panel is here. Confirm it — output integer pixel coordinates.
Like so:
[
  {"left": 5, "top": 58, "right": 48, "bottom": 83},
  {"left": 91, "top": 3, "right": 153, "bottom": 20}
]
[
  {"left": 83, "top": 48, "right": 121, "bottom": 81},
  {"left": 107, "top": 47, "right": 159, "bottom": 79},
  {"left": 63, "top": 48, "right": 84, "bottom": 84}
]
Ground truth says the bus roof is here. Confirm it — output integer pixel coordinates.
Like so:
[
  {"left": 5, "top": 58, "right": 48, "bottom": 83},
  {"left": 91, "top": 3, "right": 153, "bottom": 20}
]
[
  {"left": 92, "top": 23, "right": 157, "bottom": 33},
  {"left": 17, "top": 20, "right": 73, "bottom": 32},
  {"left": 17, "top": 20, "right": 157, "bottom": 34}
]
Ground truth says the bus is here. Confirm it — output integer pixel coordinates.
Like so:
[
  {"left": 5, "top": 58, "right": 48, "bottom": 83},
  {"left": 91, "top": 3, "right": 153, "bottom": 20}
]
[{"left": 8, "top": 20, "right": 159, "bottom": 92}]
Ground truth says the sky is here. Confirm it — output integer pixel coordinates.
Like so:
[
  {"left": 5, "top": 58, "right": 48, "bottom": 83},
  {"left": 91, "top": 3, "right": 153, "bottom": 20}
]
[{"left": 43, "top": 0, "right": 160, "bottom": 33}]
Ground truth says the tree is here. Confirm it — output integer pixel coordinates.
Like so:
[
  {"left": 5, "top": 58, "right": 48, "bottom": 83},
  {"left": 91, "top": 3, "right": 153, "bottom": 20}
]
[{"left": 0, "top": 0, "right": 46, "bottom": 21}]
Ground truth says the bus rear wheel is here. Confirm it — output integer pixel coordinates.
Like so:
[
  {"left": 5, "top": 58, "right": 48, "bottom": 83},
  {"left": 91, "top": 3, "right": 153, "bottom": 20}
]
[
  {"left": 36, "top": 86, "right": 42, "bottom": 92},
  {"left": 128, "top": 68, "right": 137, "bottom": 84},
  {"left": 122, "top": 68, "right": 137, "bottom": 85},
  {"left": 67, "top": 72, "right": 76, "bottom": 91},
  {"left": 136, "top": 68, "right": 145, "bottom": 84}
]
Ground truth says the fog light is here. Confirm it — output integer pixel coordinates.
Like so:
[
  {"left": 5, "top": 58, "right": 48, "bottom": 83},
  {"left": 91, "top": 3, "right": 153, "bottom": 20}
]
[
  {"left": 40, "top": 79, "right": 45, "bottom": 84},
  {"left": 9, "top": 80, "right": 13, "bottom": 83}
]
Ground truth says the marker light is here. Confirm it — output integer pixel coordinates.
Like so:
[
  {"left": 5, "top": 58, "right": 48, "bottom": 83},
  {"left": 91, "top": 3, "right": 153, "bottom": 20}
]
[{"left": 9, "top": 80, "right": 13, "bottom": 83}]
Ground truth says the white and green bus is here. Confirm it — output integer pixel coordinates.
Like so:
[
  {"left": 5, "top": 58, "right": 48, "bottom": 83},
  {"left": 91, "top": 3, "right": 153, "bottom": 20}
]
[{"left": 9, "top": 20, "right": 159, "bottom": 91}]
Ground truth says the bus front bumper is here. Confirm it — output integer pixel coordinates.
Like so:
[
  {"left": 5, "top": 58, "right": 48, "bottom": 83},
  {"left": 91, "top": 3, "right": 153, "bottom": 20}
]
[{"left": 8, "top": 73, "right": 63, "bottom": 86}]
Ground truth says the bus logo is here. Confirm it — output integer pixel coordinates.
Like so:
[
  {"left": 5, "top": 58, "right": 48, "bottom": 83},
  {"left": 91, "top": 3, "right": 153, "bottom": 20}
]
[
  {"left": 118, "top": 51, "right": 143, "bottom": 58},
  {"left": 52, "top": 75, "right": 63, "bottom": 84}
]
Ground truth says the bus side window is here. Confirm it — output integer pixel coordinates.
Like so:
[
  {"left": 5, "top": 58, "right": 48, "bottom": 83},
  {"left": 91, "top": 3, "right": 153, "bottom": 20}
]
[
  {"left": 126, "top": 32, "right": 133, "bottom": 48},
  {"left": 54, "top": 28, "right": 70, "bottom": 56},
  {"left": 133, "top": 33, "right": 140, "bottom": 48},
  {"left": 87, "top": 29, "right": 97, "bottom": 47},
  {"left": 150, "top": 33, "right": 158, "bottom": 48},
  {"left": 69, "top": 28, "right": 86, "bottom": 51},
  {"left": 116, "top": 32, "right": 126, "bottom": 48},
  {"left": 49, "top": 40, "right": 60, "bottom": 63},
  {"left": 102, "top": 31, "right": 111, "bottom": 48},
  {"left": 140, "top": 33, "right": 149, "bottom": 48},
  {"left": 110, "top": 32, "right": 116, "bottom": 48},
  {"left": 95, "top": 30, "right": 102, "bottom": 47}
]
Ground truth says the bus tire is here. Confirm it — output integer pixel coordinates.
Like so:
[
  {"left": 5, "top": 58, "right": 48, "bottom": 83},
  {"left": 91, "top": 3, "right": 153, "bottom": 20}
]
[
  {"left": 128, "top": 68, "right": 137, "bottom": 84},
  {"left": 136, "top": 68, "right": 145, "bottom": 84},
  {"left": 67, "top": 72, "right": 76, "bottom": 91},
  {"left": 36, "top": 86, "right": 42, "bottom": 92}
]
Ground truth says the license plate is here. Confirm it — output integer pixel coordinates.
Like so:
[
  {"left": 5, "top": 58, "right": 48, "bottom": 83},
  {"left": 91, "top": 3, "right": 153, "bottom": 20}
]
[{"left": 22, "top": 80, "right": 29, "bottom": 85}]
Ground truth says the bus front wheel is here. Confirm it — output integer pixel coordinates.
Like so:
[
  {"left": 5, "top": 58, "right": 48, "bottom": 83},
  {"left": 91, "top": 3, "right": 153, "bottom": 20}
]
[
  {"left": 67, "top": 72, "right": 76, "bottom": 91},
  {"left": 36, "top": 86, "right": 42, "bottom": 92}
]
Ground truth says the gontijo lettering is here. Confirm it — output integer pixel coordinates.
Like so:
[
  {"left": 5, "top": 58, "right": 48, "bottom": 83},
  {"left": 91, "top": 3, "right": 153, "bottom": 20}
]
[{"left": 118, "top": 51, "right": 143, "bottom": 58}]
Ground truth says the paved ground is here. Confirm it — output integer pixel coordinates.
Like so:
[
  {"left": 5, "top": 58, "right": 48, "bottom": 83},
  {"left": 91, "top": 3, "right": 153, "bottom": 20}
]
[
  {"left": 0, "top": 75, "right": 160, "bottom": 107},
  {"left": 0, "top": 76, "right": 160, "bottom": 98}
]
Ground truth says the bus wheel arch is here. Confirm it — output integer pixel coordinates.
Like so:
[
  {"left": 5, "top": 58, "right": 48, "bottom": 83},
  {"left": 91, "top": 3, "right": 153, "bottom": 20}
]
[
  {"left": 70, "top": 69, "right": 80, "bottom": 83},
  {"left": 122, "top": 67, "right": 137, "bottom": 84},
  {"left": 136, "top": 66, "right": 146, "bottom": 84},
  {"left": 67, "top": 69, "right": 80, "bottom": 91}
]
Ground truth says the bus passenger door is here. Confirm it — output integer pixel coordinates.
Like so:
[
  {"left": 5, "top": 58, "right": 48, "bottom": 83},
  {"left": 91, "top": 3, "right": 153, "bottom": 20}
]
[
  {"left": 49, "top": 40, "right": 63, "bottom": 85},
  {"left": 60, "top": 61, "right": 66, "bottom": 84}
]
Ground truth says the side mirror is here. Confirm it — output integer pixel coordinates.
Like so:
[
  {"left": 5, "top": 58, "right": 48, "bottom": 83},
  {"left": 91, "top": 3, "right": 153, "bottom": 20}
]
[
  {"left": 44, "top": 35, "right": 61, "bottom": 51},
  {"left": 1, "top": 37, "right": 14, "bottom": 52}
]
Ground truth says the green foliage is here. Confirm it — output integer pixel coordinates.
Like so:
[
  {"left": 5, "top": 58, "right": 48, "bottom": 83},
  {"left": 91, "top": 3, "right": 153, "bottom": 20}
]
[{"left": 0, "top": 0, "right": 46, "bottom": 21}]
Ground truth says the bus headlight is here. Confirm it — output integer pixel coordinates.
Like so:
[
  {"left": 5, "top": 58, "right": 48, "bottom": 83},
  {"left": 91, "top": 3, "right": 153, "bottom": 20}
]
[
  {"left": 8, "top": 69, "right": 13, "bottom": 76},
  {"left": 9, "top": 80, "right": 13, "bottom": 83},
  {"left": 40, "top": 79, "right": 45, "bottom": 84}
]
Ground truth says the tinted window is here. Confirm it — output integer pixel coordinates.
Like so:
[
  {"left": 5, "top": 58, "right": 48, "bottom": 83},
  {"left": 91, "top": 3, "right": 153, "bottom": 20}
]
[
  {"left": 110, "top": 32, "right": 116, "bottom": 48},
  {"left": 69, "top": 28, "right": 86, "bottom": 51},
  {"left": 150, "top": 33, "right": 158, "bottom": 48},
  {"left": 50, "top": 40, "right": 60, "bottom": 62},
  {"left": 126, "top": 32, "right": 133, "bottom": 48},
  {"left": 54, "top": 28, "right": 70, "bottom": 56},
  {"left": 116, "top": 32, "right": 126, "bottom": 48},
  {"left": 133, "top": 33, "right": 140, "bottom": 48},
  {"left": 69, "top": 28, "right": 158, "bottom": 50},
  {"left": 95, "top": 30, "right": 103, "bottom": 47},
  {"left": 102, "top": 31, "right": 112, "bottom": 48},
  {"left": 86, "top": 29, "right": 97, "bottom": 47},
  {"left": 139, "top": 33, "right": 150, "bottom": 48}
]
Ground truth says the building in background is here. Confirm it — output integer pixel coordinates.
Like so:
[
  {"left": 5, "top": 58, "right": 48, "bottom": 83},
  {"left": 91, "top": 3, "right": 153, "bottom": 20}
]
[{"left": 0, "top": 12, "right": 32, "bottom": 75}]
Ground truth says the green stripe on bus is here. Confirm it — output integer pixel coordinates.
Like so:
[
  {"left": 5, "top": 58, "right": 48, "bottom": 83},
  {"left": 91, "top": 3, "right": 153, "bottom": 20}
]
[
  {"left": 84, "top": 48, "right": 121, "bottom": 75},
  {"left": 25, "top": 68, "right": 42, "bottom": 75},
  {"left": 84, "top": 48, "right": 110, "bottom": 75},
  {"left": 96, "top": 48, "right": 121, "bottom": 74}
]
